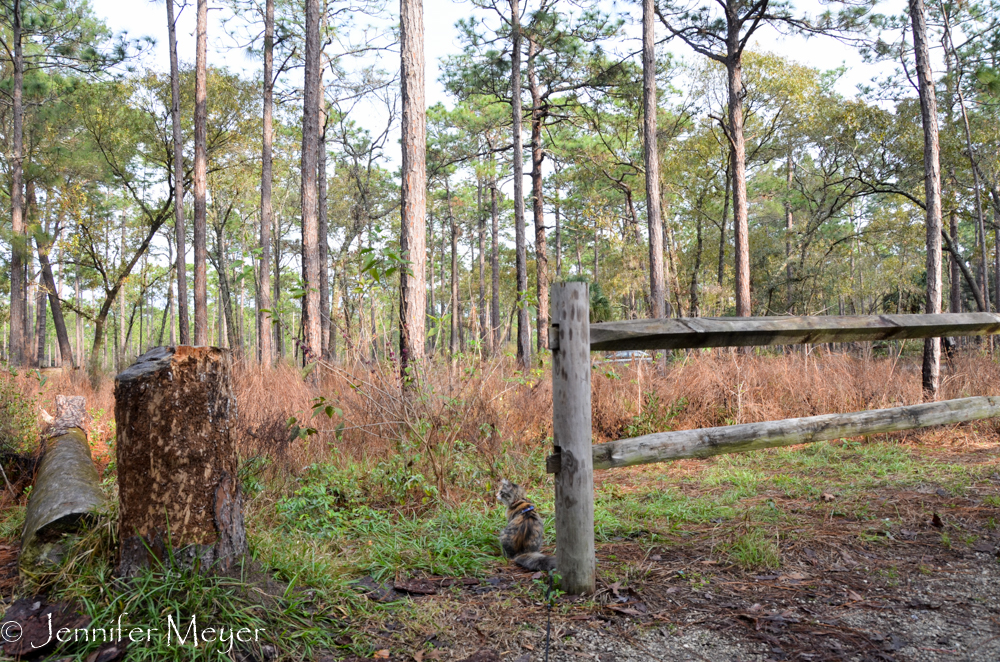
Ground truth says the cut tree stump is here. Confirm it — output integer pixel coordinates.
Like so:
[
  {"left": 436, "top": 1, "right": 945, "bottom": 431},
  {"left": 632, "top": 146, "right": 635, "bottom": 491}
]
[
  {"left": 21, "top": 395, "right": 106, "bottom": 569},
  {"left": 114, "top": 346, "right": 245, "bottom": 576}
]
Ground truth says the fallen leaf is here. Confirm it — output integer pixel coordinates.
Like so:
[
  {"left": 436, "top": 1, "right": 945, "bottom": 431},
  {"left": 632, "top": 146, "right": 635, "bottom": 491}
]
[
  {"left": 972, "top": 541, "right": 995, "bottom": 553},
  {"left": 821, "top": 492, "right": 836, "bottom": 502},
  {"left": 650, "top": 554, "right": 662, "bottom": 561},
  {"left": 373, "top": 651, "right": 390, "bottom": 659},
  {"left": 931, "top": 513, "right": 944, "bottom": 528},
  {"left": 784, "top": 572, "right": 809, "bottom": 581},
  {"left": 847, "top": 590, "right": 864, "bottom": 601},
  {"left": 414, "top": 652, "right": 424, "bottom": 662}
]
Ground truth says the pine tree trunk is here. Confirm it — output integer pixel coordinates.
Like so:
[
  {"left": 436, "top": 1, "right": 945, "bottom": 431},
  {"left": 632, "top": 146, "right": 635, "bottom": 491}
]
[
  {"left": 448, "top": 181, "right": 459, "bottom": 359},
  {"left": 274, "top": 223, "right": 283, "bottom": 358},
  {"left": 399, "top": 0, "right": 427, "bottom": 382},
  {"left": 193, "top": 0, "right": 209, "bottom": 345},
  {"left": 950, "top": 210, "right": 961, "bottom": 312},
  {"left": 319, "top": 109, "right": 331, "bottom": 359},
  {"left": 510, "top": 0, "right": 530, "bottom": 369},
  {"left": 490, "top": 178, "right": 501, "bottom": 354},
  {"left": 477, "top": 176, "right": 488, "bottom": 353},
  {"left": 300, "top": 0, "right": 322, "bottom": 361},
  {"left": 643, "top": 0, "right": 665, "bottom": 321},
  {"left": 8, "top": 0, "right": 26, "bottom": 367},
  {"left": 785, "top": 154, "right": 794, "bottom": 313},
  {"left": 75, "top": 272, "right": 83, "bottom": 363},
  {"left": 257, "top": 0, "right": 274, "bottom": 365},
  {"left": 718, "top": 154, "right": 730, "bottom": 286},
  {"left": 910, "top": 0, "right": 943, "bottom": 399},
  {"left": 527, "top": 43, "right": 548, "bottom": 352},
  {"left": 167, "top": 0, "right": 189, "bottom": 345},
  {"left": 726, "top": 52, "right": 751, "bottom": 317},
  {"left": 36, "top": 237, "right": 74, "bottom": 368}
]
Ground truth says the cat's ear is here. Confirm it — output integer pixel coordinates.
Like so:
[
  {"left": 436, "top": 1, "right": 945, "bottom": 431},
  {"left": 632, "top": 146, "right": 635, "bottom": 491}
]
[{"left": 499, "top": 478, "right": 511, "bottom": 488}]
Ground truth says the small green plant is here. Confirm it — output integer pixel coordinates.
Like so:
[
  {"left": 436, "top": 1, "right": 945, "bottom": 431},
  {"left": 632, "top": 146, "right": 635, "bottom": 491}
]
[
  {"left": 724, "top": 527, "right": 782, "bottom": 569},
  {"left": 0, "top": 369, "right": 37, "bottom": 454},
  {"left": 624, "top": 394, "right": 686, "bottom": 438}
]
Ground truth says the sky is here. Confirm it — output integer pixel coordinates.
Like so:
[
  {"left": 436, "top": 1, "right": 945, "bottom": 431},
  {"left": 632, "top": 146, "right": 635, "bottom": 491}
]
[{"left": 91, "top": 0, "right": 898, "bottom": 147}]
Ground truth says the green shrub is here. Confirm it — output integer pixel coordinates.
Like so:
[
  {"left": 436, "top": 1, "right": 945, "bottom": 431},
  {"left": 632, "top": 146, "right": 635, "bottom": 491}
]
[{"left": 0, "top": 369, "right": 37, "bottom": 454}]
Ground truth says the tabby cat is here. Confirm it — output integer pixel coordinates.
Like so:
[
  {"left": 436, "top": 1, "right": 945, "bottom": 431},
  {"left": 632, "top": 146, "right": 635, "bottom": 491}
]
[{"left": 496, "top": 479, "right": 556, "bottom": 571}]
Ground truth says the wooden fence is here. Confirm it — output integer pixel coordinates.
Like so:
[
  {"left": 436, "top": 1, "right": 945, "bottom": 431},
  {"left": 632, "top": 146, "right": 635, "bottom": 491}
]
[{"left": 548, "top": 282, "right": 1000, "bottom": 594}]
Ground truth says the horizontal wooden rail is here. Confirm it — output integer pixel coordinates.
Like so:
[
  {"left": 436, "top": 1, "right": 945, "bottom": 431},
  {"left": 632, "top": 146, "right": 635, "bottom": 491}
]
[
  {"left": 589, "top": 313, "right": 1000, "bottom": 352},
  {"left": 545, "top": 396, "right": 1000, "bottom": 473}
]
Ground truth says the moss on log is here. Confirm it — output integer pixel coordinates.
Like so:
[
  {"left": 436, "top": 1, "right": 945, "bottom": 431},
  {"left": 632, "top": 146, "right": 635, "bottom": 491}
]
[
  {"left": 114, "top": 346, "right": 245, "bottom": 576},
  {"left": 20, "top": 395, "right": 106, "bottom": 569}
]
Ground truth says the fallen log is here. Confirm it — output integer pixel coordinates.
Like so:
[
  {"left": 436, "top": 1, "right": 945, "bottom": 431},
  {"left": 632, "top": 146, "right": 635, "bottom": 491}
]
[
  {"left": 545, "top": 396, "right": 1000, "bottom": 472},
  {"left": 115, "top": 346, "right": 246, "bottom": 576},
  {"left": 20, "top": 395, "right": 106, "bottom": 569}
]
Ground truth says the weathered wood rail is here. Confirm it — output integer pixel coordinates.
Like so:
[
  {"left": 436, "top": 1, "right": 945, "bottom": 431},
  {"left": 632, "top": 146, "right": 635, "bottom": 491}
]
[
  {"left": 548, "top": 283, "right": 1000, "bottom": 595},
  {"left": 590, "top": 313, "right": 1000, "bottom": 351}
]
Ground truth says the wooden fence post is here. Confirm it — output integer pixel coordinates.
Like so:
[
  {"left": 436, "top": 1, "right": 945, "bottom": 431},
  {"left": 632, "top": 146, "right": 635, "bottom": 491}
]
[{"left": 550, "top": 282, "right": 596, "bottom": 594}]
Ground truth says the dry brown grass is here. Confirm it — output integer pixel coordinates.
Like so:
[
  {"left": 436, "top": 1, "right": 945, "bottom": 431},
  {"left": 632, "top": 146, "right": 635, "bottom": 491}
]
[{"left": 22, "top": 347, "right": 1000, "bottom": 488}]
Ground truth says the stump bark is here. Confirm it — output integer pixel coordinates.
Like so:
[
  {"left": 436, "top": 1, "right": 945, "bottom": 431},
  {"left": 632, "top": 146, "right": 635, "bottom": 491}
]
[
  {"left": 114, "top": 346, "right": 245, "bottom": 576},
  {"left": 21, "top": 395, "right": 106, "bottom": 569}
]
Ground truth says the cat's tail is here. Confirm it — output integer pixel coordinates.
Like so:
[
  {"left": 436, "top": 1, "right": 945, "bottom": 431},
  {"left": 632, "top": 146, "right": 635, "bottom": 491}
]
[{"left": 513, "top": 552, "right": 556, "bottom": 572}]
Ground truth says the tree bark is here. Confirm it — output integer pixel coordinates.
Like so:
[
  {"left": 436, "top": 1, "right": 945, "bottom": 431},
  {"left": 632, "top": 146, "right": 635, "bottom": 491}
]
[
  {"left": 511, "top": 0, "right": 530, "bottom": 369},
  {"left": 21, "top": 396, "right": 105, "bottom": 568},
  {"left": 319, "top": 108, "right": 331, "bottom": 359},
  {"left": 35, "top": 235, "right": 74, "bottom": 369},
  {"left": 785, "top": 154, "right": 794, "bottom": 312},
  {"left": 399, "top": 0, "right": 427, "bottom": 382},
  {"left": 193, "top": 0, "right": 209, "bottom": 345},
  {"left": 643, "top": 0, "right": 665, "bottom": 321},
  {"left": 527, "top": 41, "right": 548, "bottom": 353},
  {"left": 950, "top": 210, "right": 960, "bottom": 313},
  {"left": 993, "top": 187, "right": 1000, "bottom": 315},
  {"left": 726, "top": 55, "right": 751, "bottom": 317},
  {"left": 115, "top": 347, "right": 246, "bottom": 575},
  {"left": 167, "top": 0, "right": 189, "bottom": 345},
  {"left": 8, "top": 0, "right": 26, "bottom": 367},
  {"left": 689, "top": 212, "right": 702, "bottom": 317},
  {"left": 490, "top": 177, "right": 501, "bottom": 354},
  {"left": 478, "top": 176, "right": 489, "bottom": 353},
  {"left": 910, "top": 0, "right": 943, "bottom": 399},
  {"left": 257, "top": 0, "right": 275, "bottom": 365},
  {"left": 300, "top": 0, "right": 322, "bottom": 361},
  {"left": 718, "top": 154, "right": 730, "bottom": 286},
  {"left": 448, "top": 181, "right": 459, "bottom": 358}
]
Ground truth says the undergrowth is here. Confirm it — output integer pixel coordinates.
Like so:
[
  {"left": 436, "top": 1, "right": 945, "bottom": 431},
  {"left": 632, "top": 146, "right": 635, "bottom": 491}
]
[{"left": 2, "top": 352, "right": 998, "bottom": 659}]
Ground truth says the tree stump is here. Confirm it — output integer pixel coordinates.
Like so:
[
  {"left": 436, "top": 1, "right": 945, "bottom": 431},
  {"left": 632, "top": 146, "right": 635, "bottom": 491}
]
[
  {"left": 21, "top": 395, "right": 106, "bottom": 569},
  {"left": 114, "top": 346, "right": 245, "bottom": 576}
]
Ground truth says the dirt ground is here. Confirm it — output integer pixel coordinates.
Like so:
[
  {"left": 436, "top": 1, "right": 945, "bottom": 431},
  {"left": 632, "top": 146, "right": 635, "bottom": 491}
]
[{"left": 345, "top": 477, "right": 1000, "bottom": 662}]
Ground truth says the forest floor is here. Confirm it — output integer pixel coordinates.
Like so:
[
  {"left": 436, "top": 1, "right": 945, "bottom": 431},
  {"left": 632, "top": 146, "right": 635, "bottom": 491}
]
[
  {"left": 327, "top": 433, "right": 1000, "bottom": 662},
  {"left": 0, "top": 353, "right": 998, "bottom": 661}
]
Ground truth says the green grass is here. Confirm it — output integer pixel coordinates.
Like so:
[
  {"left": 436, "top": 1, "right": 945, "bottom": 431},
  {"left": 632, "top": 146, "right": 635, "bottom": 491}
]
[
  {"left": 6, "top": 432, "right": 995, "bottom": 660},
  {"left": 722, "top": 527, "right": 782, "bottom": 569}
]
